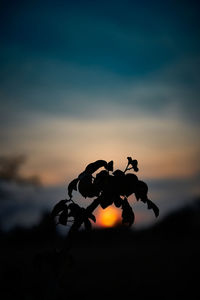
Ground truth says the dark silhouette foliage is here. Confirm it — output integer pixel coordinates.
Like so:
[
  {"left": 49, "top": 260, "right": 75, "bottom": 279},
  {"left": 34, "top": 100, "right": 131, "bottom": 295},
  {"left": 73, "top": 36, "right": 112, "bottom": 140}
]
[{"left": 52, "top": 157, "right": 159, "bottom": 236}]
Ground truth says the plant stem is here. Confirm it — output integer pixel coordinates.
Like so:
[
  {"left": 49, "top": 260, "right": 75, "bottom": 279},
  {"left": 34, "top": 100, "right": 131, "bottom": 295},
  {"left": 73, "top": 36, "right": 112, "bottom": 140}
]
[{"left": 123, "top": 162, "right": 129, "bottom": 173}]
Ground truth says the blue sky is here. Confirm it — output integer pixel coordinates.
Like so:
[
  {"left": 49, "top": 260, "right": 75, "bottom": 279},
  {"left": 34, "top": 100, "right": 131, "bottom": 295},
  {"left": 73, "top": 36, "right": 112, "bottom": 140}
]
[
  {"left": 0, "top": 0, "right": 200, "bottom": 229},
  {"left": 1, "top": 0, "right": 200, "bottom": 117}
]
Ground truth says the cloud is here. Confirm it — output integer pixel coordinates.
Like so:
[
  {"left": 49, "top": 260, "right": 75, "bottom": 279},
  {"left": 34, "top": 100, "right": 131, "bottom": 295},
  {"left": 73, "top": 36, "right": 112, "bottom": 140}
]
[{"left": 0, "top": 154, "right": 41, "bottom": 186}]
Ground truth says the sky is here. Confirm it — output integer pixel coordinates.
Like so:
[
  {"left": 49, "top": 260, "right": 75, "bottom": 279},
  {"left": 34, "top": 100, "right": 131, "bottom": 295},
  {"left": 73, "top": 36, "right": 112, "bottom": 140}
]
[{"left": 0, "top": 0, "right": 200, "bottom": 230}]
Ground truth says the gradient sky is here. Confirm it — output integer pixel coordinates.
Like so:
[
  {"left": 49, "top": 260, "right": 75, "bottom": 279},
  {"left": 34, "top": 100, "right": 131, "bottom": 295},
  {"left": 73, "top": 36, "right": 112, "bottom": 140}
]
[{"left": 0, "top": 0, "right": 200, "bottom": 229}]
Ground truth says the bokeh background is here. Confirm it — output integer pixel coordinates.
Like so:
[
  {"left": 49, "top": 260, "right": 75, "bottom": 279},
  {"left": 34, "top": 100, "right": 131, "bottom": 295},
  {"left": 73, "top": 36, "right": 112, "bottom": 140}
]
[{"left": 0, "top": 0, "right": 200, "bottom": 231}]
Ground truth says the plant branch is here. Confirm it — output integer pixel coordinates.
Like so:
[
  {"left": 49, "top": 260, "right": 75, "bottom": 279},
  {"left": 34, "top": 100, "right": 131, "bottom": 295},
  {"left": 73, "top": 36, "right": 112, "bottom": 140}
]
[{"left": 124, "top": 162, "right": 133, "bottom": 173}]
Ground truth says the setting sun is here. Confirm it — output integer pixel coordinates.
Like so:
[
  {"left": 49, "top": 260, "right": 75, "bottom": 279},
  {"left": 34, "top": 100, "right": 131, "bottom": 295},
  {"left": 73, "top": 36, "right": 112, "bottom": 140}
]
[{"left": 97, "top": 206, "right": 121, "bottom": 227}]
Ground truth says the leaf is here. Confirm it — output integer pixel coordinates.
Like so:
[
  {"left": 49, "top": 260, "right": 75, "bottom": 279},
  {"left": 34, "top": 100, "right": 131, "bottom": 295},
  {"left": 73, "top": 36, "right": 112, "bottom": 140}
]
[
  {"left": 68, "top": 203, "right": 82, "bottom": 217},
  {"left": 94, "top": 170, "right": 109, "bottom": 190},
  {"left": 123, "top": 173, "right": 138, "bottom": 197},
  {"left": 84, "top": 218, "right": 92, "bottom": 231},
  {"left": 147, "top": 199, "right": 159, "bottom": 217},
  {"left": 96, "top": 170, "right": 109, "bottom": 178},
  {"left": 84, "top": 160, "right": 108, "bottom": 174},
  {"left": 112, "top": 171, "right": 126, "bottom": 195},
  {"left": 102, "top": 175, "right": 116, "bottom": 194},
  {"left": 106, "top": 160, "right": 114, "bottom": 171},
  {"left": 68, "top": 178, "right": 79, "bottom": 198},
  {"left": 113, "top": 169, "right": 124, "bottom": 176},
  {"left": 88, "top": 213, "right": 96, "bottom": 223},
  {"left": 113, "top": 173, "right": 138, "bottom": 197},
  {"left": 94, "top": 173, "right": 115, "bottom": 198},
  {"left": 58, "top": 207, "right": 68, "bottom": 225},
  {"left": 127, "top": 157, "right": 133, "bottom": 164},
  {"left": 135, "top": 180, "right": 148, "bottom": 202},
  {"left": 113, "top": 195, "right": 123, "bottom": 208},
  {"left": 121, "top": 197, "right": 135, "bottom": 226},
  {"left": 51, "top": 200, "right": 67, "bottom": 218},
  {"left": 78, "top": 174, "right": 97, "bottom": 198},
  {"left": 131, "top": 160, "right": 139, "bottom": 172},
  {"left": 99, "top": 193, "right": 113, "bottom": 209},
  {"left": 127, "top": 157, "right": 139, "bottom": 172},
  {"left": 78, "top": 171, "right": 87, "bottom": 180}
]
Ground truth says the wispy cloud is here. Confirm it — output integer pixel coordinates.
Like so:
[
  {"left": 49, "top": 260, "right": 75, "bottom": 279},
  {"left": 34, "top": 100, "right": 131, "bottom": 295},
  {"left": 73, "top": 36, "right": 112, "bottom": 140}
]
[{"left": 0, "top": 154, "right": 40, "bottom": 186}]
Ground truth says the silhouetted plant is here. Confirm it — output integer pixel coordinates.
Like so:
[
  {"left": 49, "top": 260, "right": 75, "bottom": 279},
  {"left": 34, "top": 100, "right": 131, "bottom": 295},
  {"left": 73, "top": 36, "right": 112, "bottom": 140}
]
[{"left": 51, "top": 157, "right": 159, "bottom": 238}]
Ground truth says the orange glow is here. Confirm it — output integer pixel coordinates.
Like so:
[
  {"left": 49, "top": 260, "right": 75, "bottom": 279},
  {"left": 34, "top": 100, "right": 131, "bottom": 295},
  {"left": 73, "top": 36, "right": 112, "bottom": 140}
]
[
  {"left": 97, "top": 206, "right": 121, "bottom": 227},
  {"left": 5, "top": 115, "right": 199, "bottom": 186}
]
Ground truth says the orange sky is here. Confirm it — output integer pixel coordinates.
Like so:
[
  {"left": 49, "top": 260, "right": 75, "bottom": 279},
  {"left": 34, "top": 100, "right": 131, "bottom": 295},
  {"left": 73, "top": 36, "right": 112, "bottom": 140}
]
[{"left": 1, "top": 112, "right": 199, "bottom": 186}]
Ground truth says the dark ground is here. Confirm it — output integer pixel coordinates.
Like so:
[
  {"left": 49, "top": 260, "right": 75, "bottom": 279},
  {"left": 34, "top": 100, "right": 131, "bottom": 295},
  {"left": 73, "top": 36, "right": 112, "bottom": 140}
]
[{"left": 0, "top": 203, "right": 200, "bottom": 300}]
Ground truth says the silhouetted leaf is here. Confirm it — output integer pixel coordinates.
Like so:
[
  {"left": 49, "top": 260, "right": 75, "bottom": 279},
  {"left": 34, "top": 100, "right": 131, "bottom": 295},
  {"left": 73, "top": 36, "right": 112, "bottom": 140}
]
[
  {"left": 106, "top": 160, "right": 114, "bottom": 171},
  {"left": 85, "top": 160, "right": 108, "bottom": 174},
  {"left": 147, "top": 199, "right": 159, "bottom": 217},
  {"left": 102, "top": 175, "right": 116, "bottom": 194},
  {"left": 88, "top": 213, "right": 96, "bottom": 223},
  {"left": 95, "top": 172, "right": 115, "bottom": 197},
  {"left": 96, "top": 170, "right": 109, "bottom": 178},
  {"left": 78, "top": 171, "right": 87, "bottom": 180},
  {"left": 121, "top": 197, "right": 135, "bottom": 226},
  {"left": 113, "top": 195, "right": 123, "bottom": 207},
  {"left": 123, "top": 173, "right": 138, "bottom": 197},
  {"left": 130, "top": 159, "right": 139, "bottom": 172},
  {"left": 99, "top": 193, "right": 113, "bottom": 209},
  {"left": 58, "top": 207, "right": 68, "bottom": 225},
  {"left": 127, "top": 157, "right": 139, "bottom": 172},
  {"left": 93, "top": 170, "right": 109, "bottom": 192},
  {"left": 78, "top": 178, "right": 88, "bottom": 198},
  {"left": 68, "top": 203, "right": 82, "bottom": 217},
  {"left": 68, "top": 178, "right": 79, "bottom": 198},
  {"left": 95, "top": 170, "right": 108, "bottom": 184},
  {"left": 135, "top": 180, "right": 148, "bottom": 202},
  {"left": 127, "top": 157, "right": 133, "bottom": 164},
  {"left": 113, "top": 169, "right": 124, "bottom": 176},
  {"left": 112, "top": 173, "right": 138, "bottom": 197},
  {"left": 51, "top": 200, "right": 67, "bottom": 218},
  {"left": 78, "top": 174, "right": 97, "bottom": 198},
  {"left": 84, "top": 218, "right": 92, "bottom": 231},
  {"left": 112, "top": 171, "right": 126, "bottom": 195}
]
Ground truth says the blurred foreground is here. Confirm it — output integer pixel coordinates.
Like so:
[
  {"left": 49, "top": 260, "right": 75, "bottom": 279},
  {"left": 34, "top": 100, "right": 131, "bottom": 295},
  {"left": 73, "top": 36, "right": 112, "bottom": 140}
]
[{"left": 0, "top": 200, "right": 200, "bottom": 300}]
